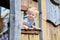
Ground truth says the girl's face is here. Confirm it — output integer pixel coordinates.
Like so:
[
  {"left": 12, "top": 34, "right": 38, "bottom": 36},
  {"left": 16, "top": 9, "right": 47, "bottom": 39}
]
[{"left": 27, "top": 11, "right": 35, "bottom": 20}]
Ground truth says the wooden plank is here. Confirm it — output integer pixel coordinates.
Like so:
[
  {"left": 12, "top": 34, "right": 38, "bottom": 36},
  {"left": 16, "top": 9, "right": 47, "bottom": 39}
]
[
  {"left": 46, "top": 22, "right": 60, "bottom": 40},
  {"left": 46, "top": 22, "right": 52, "bottom": 40},
  {"left": 21, "top": 34, "right": 28, "bottom": 40},
  {"left": 38, "top": 0, "right": 43, "bottom": 40},
  {"left": 21, "top": 29, "right": 40, "bottom": 34},
  {"left": 56, "top": 25, "right": 60, "bottom": 40},
  {"left": 21, "top": 0, "right": 32, "bottom": 10},
  {"left": 41, "top": 0, "right": 47, "bottom": 40},
  {"left": 29, "top": 1, "right": 38, "bottom": 8},
  {"left": 29, "top": 34, "right": 40, "bottom": 40},
  {"left": 34, "top": 13, "right": 40, "bottom": 28},
  {"left": 9, "top": 0, "right": 21, "bottom": 40},
  {"left": 47, "top": 22, "right": 56, "bottom": 40}
]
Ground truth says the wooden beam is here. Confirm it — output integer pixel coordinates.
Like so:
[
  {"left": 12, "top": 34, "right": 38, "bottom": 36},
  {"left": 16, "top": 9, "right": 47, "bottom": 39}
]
[
  {"left": 38, "top": 0, "right": 43, "bottom": 40},
  {"left": 9, "top": 0, "right": 21, "bottom": 40},
  {"left": 41, "top": 0, "right": 47, "bottom": 40}
]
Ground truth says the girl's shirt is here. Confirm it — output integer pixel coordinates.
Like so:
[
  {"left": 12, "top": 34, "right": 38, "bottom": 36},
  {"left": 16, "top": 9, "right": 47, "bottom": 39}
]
[{"left": 25, "top": 18, "right": 35, "bottom": 28}]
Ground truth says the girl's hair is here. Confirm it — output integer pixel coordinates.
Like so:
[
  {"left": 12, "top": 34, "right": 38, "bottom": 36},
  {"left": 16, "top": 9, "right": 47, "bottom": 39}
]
[{"left": 27, "top": 7, "right": 39, "bottom": 14}]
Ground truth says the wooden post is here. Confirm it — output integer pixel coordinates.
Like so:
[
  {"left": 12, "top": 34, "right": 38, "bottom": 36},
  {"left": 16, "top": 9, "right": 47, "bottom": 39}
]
[
  {"left": 41, "top": 0, "right": 48, "bottom": 40},
  {"left": 41, "top": 0, "right": 53, "bottom": 40},
  {"left": 38, "top": 0, "right": 43, "bottom": 40},
  {"left": 10, "top": 0, "right": 21, "bottom": 40}
]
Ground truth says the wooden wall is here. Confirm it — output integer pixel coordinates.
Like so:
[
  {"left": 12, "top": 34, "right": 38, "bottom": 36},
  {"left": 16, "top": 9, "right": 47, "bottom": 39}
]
[
  {"left": 42, "top": 0, "right": 60, "bottom": 40},
  {"left": 46, "top": 22, "right": 60, "bottom": 40},
  {"left": 46, "top": 0, "right": 60, "bottom": 40},
  {"left": 1, "top": 0, "right": 60, "bottom": 40},
  {"left": 41, "top": 0, "right": 49, "bottom": 40},
  {"left": 21, "top": 34, "right": 40, "bottom": 40}
]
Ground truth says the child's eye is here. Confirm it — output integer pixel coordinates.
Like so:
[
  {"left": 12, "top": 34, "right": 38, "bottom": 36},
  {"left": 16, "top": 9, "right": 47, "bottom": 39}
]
[
  {"left": 32, "top": 14, "right": 34, "bottom": 16},
  {"left": 29, "top": 13, "right": 31, "bottom": 15}
]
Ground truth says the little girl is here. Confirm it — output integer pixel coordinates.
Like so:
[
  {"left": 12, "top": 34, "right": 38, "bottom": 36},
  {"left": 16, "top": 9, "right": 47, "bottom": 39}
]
[{"left": 23, "top": 7, "right": 39, "bottom": 29}]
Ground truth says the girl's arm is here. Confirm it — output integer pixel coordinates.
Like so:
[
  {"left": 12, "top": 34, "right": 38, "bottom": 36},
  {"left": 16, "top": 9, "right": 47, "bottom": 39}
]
[
  {"left": 32, "top": 24, "right": 36, "bottom": 28},
  {"left": 23, "top": 20, "right": 29, "bottom": 29}
]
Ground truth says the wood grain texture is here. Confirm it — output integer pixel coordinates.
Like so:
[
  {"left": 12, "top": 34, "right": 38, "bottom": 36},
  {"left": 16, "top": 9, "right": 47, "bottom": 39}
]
[
  {"left": 46, "top": 21, "right": 60, "bottom": 40},
  {"left": 34, "top": 13, "right": 40, "bottom": 28},
  {"left": 41, "top": 0, "right": 48, "bottom": 40},
  {"left": 29, "top": 34, "right": 40, "bottom": 40},
  {"left": 21, "top": 34, "right": 28, "bottom": 40}
]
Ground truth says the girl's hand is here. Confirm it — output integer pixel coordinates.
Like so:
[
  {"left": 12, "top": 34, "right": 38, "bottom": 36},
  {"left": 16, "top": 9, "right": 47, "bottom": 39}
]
[
  {"left": 32, "top": 25, "right": 36, "bottom": 29},
  {"left": 25, "top": 26, "right": 29, "bottom": 30}
]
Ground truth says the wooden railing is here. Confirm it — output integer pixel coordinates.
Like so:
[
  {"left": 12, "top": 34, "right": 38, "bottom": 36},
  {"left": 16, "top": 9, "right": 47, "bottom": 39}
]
[{"left": 21, "top": 28, "right": 41, "bottom": 35}]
